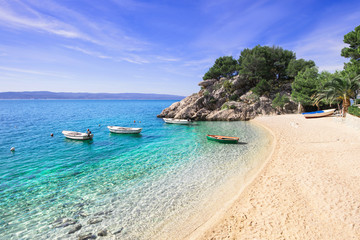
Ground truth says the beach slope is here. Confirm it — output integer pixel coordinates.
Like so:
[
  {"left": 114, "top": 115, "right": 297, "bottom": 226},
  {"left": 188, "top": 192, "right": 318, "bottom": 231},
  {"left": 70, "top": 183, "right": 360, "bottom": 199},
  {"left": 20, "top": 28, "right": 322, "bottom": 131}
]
[{"left": 194, "top": 114, "right": 360, "bottom": 239}]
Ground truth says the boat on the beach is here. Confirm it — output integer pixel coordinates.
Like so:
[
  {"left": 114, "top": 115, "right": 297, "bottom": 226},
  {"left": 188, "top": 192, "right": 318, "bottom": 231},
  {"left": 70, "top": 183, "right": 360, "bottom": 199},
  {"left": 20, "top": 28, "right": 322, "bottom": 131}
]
[
  {"left": 62, "top": 130, "right": 93, "bottom": 140},
  {"left": 302, "top": 109, "right": 336, "bottom": 118},
  {"left": 206, "top": 134, "right": 239, "bottom": 144},
  {"left": 107, "top": 126, "right": 142, "bottom": 134},
  {"left": 163, "top": 118, "right": 193, "bottom": 124}
]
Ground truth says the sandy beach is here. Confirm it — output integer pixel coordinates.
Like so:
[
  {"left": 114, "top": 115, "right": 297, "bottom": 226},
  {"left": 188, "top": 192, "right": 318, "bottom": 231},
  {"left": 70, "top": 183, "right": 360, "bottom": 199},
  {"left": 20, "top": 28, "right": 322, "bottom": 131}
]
[{"left": 189, "top": 114, "right": 360, "bottom": 239}]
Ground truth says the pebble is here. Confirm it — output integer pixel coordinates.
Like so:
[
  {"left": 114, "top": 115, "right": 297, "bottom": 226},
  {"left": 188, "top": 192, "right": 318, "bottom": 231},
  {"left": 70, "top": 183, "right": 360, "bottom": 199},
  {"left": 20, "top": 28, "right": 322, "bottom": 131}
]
[
  {"left": 68, "top": 224, "right": 82, "bottom": 234},
  {"left": 53, "top": 218, "right": 77, "bottom": 228},
  {"left": 79, "top": 211, "right": 89, "bottom": 217},
  {"left": 97, "top": 229, "right": 108, "bottom": 237},
  {"left": 113, "top": 227, "right": 123, "bottom": 235},
  {"left": 78, "top": 233, "right": 96, "bottom": 240},
  {"left": 88, "top": 218, "right": 102, "bottom": 224}
]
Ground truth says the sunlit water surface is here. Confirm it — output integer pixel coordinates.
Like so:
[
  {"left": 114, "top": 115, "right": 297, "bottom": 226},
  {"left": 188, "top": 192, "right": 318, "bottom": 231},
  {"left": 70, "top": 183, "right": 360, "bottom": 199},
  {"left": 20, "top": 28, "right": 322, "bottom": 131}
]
[{"left": 0, "top": 100, "right": 271, "bottom": 239}]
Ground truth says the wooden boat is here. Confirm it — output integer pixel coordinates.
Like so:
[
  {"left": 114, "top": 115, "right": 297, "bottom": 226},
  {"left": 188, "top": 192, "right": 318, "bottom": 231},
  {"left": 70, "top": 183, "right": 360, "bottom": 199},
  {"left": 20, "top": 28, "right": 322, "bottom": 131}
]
[
  {"left": 206, "top": 134, "right": 239, "bottom": 144},
  {"left": 163, "top": 118, "right": 192, "bottom": 125},
  {"left": 107, "top": 126, "right": 142, "bottom": 134},
  {"left": 62, "top": 130, "right": 93, "bottom": 140},
  {"left": 302, "top": 109, "right": 336, "bottom": 118}
]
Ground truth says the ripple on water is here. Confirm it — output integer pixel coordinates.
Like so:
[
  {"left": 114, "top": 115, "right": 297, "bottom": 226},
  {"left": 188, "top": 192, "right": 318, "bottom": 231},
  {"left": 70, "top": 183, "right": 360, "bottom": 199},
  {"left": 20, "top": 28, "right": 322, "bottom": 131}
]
[{"left": 0, "top": 100, "right": 271, "bottom": 239}]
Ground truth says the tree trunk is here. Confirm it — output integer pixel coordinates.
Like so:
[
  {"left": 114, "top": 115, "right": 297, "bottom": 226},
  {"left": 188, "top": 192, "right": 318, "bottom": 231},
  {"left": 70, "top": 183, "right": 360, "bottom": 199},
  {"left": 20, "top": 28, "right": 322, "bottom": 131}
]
[
  {"left": 342, "top": 97, "right": 351, "bottom": 117},
  {"left": 297, "top": 102, "right": 304, "bottom": 113}
]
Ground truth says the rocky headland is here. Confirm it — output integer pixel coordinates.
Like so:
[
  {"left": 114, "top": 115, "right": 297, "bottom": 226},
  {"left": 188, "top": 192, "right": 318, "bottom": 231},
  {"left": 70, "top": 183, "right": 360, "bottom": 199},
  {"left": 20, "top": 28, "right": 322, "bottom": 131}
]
[{"left": 157, "top": 75, "right": 298, "bottom": 121}]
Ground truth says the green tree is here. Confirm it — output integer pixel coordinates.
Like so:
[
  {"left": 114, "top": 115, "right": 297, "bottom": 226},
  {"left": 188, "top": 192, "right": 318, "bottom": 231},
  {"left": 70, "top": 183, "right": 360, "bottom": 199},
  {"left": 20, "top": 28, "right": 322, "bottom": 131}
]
[
  {"left": 286, "top": 58, "right": 316, "bottom": 78},
  {"left": 341, "top": 25, "right": 360, "bottom": 61},
  {"left": 272, "top": 93, "right": 290, "bottom": 110},
  {"left": 341, "top": 25, "right": 360, "bottom": 80},
  {"left": 203, "top": 56, "right": 239, "bottom": 80},
  {"left": 291, "top": 67, "right": 319, "bottom": 108},
  {"left": 238, "top": 45, "right": 296, "bottom": 84},
  {"left": 251, "top": 79, "right": 271, "bottom": 96},
  {"left": 315, "top": 75, "right": 360, "bottom": 116}
]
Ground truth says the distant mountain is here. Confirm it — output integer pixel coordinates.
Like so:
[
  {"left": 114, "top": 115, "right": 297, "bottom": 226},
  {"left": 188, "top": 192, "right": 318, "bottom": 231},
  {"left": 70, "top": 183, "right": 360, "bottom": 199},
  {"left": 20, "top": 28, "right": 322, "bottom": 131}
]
[{"left": 0, "top": 91, "right": 185, "bottom": 100}]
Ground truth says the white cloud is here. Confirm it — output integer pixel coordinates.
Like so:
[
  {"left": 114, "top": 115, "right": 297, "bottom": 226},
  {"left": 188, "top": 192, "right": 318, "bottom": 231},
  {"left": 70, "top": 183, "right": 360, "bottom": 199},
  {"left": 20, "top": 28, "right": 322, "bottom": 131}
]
[{"left": 0, "top": 65, "right": 69, "bottom": 78}]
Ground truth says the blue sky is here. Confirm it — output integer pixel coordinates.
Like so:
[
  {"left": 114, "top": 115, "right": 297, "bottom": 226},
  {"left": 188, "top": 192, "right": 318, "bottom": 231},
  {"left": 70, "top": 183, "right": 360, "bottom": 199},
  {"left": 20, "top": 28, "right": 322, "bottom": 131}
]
[{"left": 0, "top": 0, "right": 359, "bottom": 96}]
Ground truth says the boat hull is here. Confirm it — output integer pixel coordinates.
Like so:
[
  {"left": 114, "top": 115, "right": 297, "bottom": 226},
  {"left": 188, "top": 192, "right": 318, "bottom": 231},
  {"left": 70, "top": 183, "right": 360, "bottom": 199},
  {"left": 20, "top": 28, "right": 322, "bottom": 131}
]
[
  {"left": 206, "top": 135, "right": 239, "bottom": 144},
  {"left": 302, "top": 109, "right": 335, "bottom": 118},
  {"left": 62, "top": 131, "right": 93, "bottom": 140},
  {"left": 163, "top": 118, "right": 192, "bottom": 124},
  {"left": 107, "top": 126, "right": 142, "bottom": 134}
]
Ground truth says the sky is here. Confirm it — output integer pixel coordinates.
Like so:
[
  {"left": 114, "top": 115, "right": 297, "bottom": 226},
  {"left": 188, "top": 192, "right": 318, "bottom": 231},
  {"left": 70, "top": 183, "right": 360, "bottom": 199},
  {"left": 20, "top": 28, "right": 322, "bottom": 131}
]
[{"left": 0, "top": 0, "right": 359, "bottom": 96}]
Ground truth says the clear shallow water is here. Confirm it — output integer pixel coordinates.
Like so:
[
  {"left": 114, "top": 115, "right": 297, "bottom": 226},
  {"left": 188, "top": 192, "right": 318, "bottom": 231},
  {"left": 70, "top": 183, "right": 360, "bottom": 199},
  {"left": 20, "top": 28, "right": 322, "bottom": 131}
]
[{"left": 0, "top": 100, "right": 271, "bottom": 239}]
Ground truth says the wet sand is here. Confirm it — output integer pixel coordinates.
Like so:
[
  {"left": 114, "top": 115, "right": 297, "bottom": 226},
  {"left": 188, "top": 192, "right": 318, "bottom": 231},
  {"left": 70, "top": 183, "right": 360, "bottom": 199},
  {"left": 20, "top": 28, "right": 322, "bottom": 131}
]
[{"left": 189, "top": 114, "right": 360, "bottom": 239}]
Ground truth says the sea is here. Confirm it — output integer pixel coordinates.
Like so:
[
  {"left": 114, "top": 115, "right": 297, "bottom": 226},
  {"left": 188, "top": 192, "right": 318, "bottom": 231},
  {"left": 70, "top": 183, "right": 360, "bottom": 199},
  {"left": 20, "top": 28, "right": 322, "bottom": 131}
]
[{"left": 0, "top": 100, "right": 272, "bottom": 239}]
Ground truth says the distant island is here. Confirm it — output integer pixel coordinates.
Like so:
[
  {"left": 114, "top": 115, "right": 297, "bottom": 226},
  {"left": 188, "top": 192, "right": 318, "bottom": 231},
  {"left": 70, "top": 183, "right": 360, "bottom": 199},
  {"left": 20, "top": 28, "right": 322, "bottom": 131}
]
[{"left": 0, "top": 91, "right": 185, "bottom": 100}]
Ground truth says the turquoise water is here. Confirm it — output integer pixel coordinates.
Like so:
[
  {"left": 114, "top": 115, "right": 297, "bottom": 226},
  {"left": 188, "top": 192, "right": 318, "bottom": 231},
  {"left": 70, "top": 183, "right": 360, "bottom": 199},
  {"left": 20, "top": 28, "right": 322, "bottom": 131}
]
[{"left": 0, "top": 100, "right": 271, "bottom": 239}]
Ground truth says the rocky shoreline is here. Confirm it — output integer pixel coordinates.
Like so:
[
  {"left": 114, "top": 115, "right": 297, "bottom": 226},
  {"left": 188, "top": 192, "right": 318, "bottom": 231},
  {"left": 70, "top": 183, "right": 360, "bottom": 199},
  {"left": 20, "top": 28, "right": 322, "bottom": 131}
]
[{"left": 157, "top": 75, "right": 298, "bottom": 121}]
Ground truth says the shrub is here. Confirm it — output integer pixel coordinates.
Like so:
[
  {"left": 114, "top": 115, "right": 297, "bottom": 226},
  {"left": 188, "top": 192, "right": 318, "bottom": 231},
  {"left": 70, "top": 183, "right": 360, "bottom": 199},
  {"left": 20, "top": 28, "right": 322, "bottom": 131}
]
[
  {"left": 252, "top": 79, "right": 271, "bottom": 96},
  {"left": 348, "top": 105, "right": 360, "bottom": 117},
  {"left": 229, "top": 94, "right": 238, "bottom": 101},
  {"left": 272, "top": 93, "right": 290, "bottom": 109},
  {"left": 221, "top": 103, "right": 229, "bottom": 110},
  {"left": 223, "top": 80, "right": 232, "bottom": 93},
  {"left": 203, "top": 90, "right": 210, "bottom": 96}
]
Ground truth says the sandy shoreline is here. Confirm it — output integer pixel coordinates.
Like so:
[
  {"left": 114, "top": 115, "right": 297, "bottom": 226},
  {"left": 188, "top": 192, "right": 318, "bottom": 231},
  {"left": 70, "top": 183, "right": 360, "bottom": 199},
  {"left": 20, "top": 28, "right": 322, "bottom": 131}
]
[{"left": 189, "top": 114, "right": 360, "bottom": 239}]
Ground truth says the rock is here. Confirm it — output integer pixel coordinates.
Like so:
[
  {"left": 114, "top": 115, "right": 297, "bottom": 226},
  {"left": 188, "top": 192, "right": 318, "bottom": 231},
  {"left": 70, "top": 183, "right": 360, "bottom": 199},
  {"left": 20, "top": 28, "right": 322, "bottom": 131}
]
[
  {"left": 53, "top": 218, "right": 77, "bottom": 228},
  {"left": 157, "top": 74, "right": 297, "bottom": 121},
  {"left": 97, "top": 229, "right": 108, "bottom": 237},
  {"left": 78, "top": 233, "right": 96, "bottom": 240},
  {"left": 283, "top": 101, "right": 297, "bottom": 113},
  {"left": 88, "top": 218, "right": 102, "bottom": 224},
  {"left": 79, "top": 211, "right": 89, "bottom": 217},
  {"left": 113, "top": 227, "right": 124, "bottom": 235},
  {"left": 198, "top": 79, "right": 216, "bottom": 87},
  {"left": 68, "top": 224, "right": 82, "bottom": 234}
]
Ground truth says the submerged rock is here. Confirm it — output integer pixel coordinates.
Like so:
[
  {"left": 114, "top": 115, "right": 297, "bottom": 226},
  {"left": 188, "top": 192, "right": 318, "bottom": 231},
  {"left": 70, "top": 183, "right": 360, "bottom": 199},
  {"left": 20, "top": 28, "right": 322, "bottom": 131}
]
[
  {"left": 68, "top": 224, "right": 82, "bottom": 234},
  {"left": 78, "top": 233, "right": 96, "bottom": 240},
  {"left": 112, "top": 227, "right": 124, "bottom": 235},
  {"left": 97, "top": 229, "right": 108, "bottom": 237},
  {"left": 88, "top": 218, "right": 102, "bottom": 224},
  {"left": 53, "top": 217, "right": 77, "bottom": 228}
]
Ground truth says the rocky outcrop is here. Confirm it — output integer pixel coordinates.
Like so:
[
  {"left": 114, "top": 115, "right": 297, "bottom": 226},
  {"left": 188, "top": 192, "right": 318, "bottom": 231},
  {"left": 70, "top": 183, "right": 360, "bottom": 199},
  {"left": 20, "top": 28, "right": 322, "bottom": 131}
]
[{"left": 157, "top": 76, "right": 298, "bottom": 121}]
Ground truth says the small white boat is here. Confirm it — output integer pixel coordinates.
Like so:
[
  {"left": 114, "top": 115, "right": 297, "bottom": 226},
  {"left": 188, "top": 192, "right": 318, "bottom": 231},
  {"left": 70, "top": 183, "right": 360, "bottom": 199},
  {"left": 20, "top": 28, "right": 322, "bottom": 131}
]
[
  {"left": 107, "top": 126, "right": 142, "bottom": 134},
  {"left": 62, "top": 130, "right": 93, "bottom": 140},
  {"left": 163, "top": 118, "right": 192, "bottom": 124},
  {"left": 302, "top": 109, "right": 336, "bottom": 118}
]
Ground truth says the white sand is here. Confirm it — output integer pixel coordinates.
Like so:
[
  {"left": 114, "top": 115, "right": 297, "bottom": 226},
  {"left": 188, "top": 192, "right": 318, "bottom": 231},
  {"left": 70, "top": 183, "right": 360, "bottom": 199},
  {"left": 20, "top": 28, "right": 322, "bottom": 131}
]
[{"left": 189, "top": 114, "right": 360, "bottom": 239}]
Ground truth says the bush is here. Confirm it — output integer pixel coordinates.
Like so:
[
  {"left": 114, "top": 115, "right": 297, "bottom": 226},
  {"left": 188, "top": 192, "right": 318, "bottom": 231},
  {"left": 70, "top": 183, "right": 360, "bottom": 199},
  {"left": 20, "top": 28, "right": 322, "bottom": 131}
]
[
  {"left": 203, "top": 90, "right": 209, "bottom": 96},
  {"left": 272, "top": 93, "right": 290, "bottom": 109},
  {"left": 223, "top": 80, "right": 232, "bottom": 93},
  {"left": 251, "top": 79, "right": 271, "bottom": 96},
  {"left": 221, "top": 103, "right": 229, "bottom": 110},
  {"left": 229, "top": 94, "right": 238, "bottom": 101},
  {"left": 348, "top": 105, "right": 360, "bottom": 117}
]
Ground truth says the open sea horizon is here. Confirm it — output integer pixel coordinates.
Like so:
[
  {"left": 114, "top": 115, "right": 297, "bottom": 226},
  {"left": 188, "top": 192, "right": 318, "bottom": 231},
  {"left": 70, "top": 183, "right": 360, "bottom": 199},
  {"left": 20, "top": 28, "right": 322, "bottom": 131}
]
[{"left": 0, "top": 100, "right": 271, "bottom": 239}]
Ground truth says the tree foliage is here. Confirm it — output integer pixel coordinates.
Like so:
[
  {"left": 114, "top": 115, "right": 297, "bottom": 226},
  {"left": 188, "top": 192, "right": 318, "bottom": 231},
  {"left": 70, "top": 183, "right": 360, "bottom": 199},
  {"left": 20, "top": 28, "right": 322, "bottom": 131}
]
[
  {"left": 272, "top": 93, "right": 289, "bottom": 110},
  {"left": 315, "top": 75, "right": 360, "bottom": 114},
  {"left": 238, "top": 45, "right": 296, "bottom": 84},
  {"left": 251, "top": 79, "right": 271, "bottom": 96},
  {"left": 286, "top": 58, "right": 316, "bottom": 78},
  {"left": 203, "top": 56, "right": 239, "bottom": 80},
  {"left": 291, "top": 67, "right": 319, "bottom": 106},
  {"left": 341, "top": 25, "right": 360, "bottom": 61}
]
